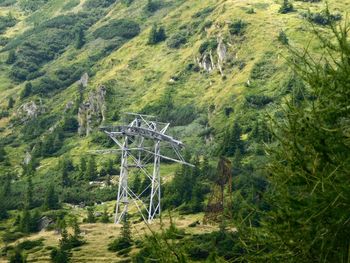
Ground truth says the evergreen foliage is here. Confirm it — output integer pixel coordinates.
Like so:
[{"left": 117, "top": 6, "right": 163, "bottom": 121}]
[
  {"left": 20, "top": 82, "right": 32, "bottom": 99},
  {"left": 238, "top": 17, "right": 350, "bottom": 263},
  {"left": 75, "top": 27, "right": 85, "bottom": 49},
  {"left": 6, "top": 50, "right": 16, "bottom": 64},
  {"left": 148, "top": 25, "right": 167, "bottom": 45},
  {"left": 278, "top": 0, "right": 294, "bottom": 14},
  {"left": 85, "top": 207, "right": 96, "bottom": 223},
  {"left": 278, "top": 30, "right": 289, "bottom": 45},
  {"left": 108, "top": 213, "right": 133, "bottom": 252},
  {"left": 43, "top": 184, "right": 60, "bottom": 210},
  {"left": 85, "top": 156, "right": 97, "bottom": 181}
]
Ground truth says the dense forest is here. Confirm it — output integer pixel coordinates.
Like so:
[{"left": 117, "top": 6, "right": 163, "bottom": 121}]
[{"left": 0, "top": 0, "right": 349, "bottom": 262}]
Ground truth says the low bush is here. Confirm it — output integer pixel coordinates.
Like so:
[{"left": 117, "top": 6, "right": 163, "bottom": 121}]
[
  {"left": 0, "top": 0, "right": 16, "bottom": 7},
  {"left": 229, "top": 20, "right": 247, "bottom": 36},
  {"left": 198, "top": 38, "right": 217, "bottom": 54},
  {"left": 19, "top": 0, "right": 48, "bottom": 12},
  {"left": 302, "top": 10, "right": 342, "bottom": 26},
  {"left": 278, "top": 0, "right": 294, "bottom": 14},
  {"left": 17, "top": 239, "right": 44, "bottom": 251},
  {"left": 250, "top": 53, "right": 277, "bottom": 81},
  {"left": 84, "top": 0, "right": 116, "bottom": 9},
  {"left": 192, "top": 6, "right": 215, "bottom": 19},
  {"left": 245, "top": 94, "right": 273, "bottom": 108},
  {"left": 148, "top": 25, "right": 166, "bottom": 45},
  {"left": 167, "top": 30, "right": 187, "bottom": 49},
  {"left": 144, "top": 0, "right": 162, "bottom": 13},
  {"left": 62, "top": 0, "right": 80, "bottom": 11},
  {"left": 0, "top": 13, "right": 16, "bottom": 33},
  {"left": 93, "top": 19, "right": 140, "bottom": 40}
]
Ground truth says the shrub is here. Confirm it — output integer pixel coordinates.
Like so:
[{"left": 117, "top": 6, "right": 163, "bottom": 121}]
[
  {"left": 148, "top": 25, "right": 166, "bottom": 45},
  {"left": 245, "top": 94, "right": 273, "bottom": 108},
  {"left": 84, "top": 0, "right": 116, "bottom": 9},
  {"left": 93, "top": 19, "right": 140, "bottom": 40},
  {"left": 229, "top": 20, "right": 247, "bottom": 36},
  {"left": 17, "top": 239, "right": 44, "bottom": 251},
  {"left": 144, "top": 0, "right": 161, "bottom": 13},
  {"left": 0, "top": 36, "right": 9, "bottom": 46},
  {"left": 19, "top": 0, "right": 48, "bottom": 12},
  {"left": 302, "top": 10, "right": 342, "bottom": 26},
  {"left": 0, "top": 0, "right": 16, "bottom": 7},
  {"left": 198, "top": 38, "right": 217, "bottom": 54},
  {"left": 61, "top": 0, "right": 80, "bottom": 11},
  {"left": 278, "top": 30, "right": 289, "bottom": 45},
  {"left": 192, "top": 7, "right": 215, "bottom": 19},
  {"left": 250, "top": 53, "right": 277, "bottom": 81},
  {"left": 166, "top": 31, "right": 187, "bottom": 49},
  {"left": 6, "top": 50, "right": 16, "bottom": 64},
  {"left": 121, "top": 0, "right": 133, "bottom": 6},
  {"left": 0, "top": 13, "right": 16, "bottom": 33},
  {"left": 278, "top": 0, "right": 294, "bottom": 14}
]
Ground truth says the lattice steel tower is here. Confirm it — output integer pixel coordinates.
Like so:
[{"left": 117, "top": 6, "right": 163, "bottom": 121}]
[{"left": 100, "top": 113, "right": 192, "bottom": 224}]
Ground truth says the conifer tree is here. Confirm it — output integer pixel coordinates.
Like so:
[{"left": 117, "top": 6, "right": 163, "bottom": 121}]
[
  {"left": 75, "top": 27, "right": 85, "bottom": 49},
  {"left": 85, "top": 156, "right": 97, "bottom": 181},
  {"left": 0, "top": 147, "right": 6, "bottom": 163},
  {"left": 6, "top": 50, "right": 16, "bottom": 65},
  {"left": 239, "top": 17, "right": 350, "bottom": 263},
  {"left": 20, "top": 209, "right": 31, "bottom": 234},
  {"left": 20, "top": 82, "right": 32, "bottom": 99},
  {"left": 86, "top": 207, "right": 96, "bottom": 223},
  {"left": 44, "top": 184, "right": 59, "bottom": 210},
  {"left": 148, "top": 25, "right": 167, "bottom": 44},
  {"left": 7, "top": 97, "right": 14, "bottom": 109},
  {"left": 25, "top": 176, "right": 33, "bottom": 209}
]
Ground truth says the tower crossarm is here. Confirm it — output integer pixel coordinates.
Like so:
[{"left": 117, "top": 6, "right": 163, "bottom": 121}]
[{"left": 103, "top": 126, "right": 184, "bottom": 148}]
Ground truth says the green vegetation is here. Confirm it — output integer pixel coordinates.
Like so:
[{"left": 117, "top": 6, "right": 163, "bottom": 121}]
[
  {"left": 0, "top": 0, "right": 349, "bottom": 262},
  {"left": 278, "top": 0, "right": 294, "bottom": 14},
  {"left": 0, "top": 13, "right": 16, "bottom": 33},
  {"left": 148, "top": 25, "right": 166, "bottom": 45}
]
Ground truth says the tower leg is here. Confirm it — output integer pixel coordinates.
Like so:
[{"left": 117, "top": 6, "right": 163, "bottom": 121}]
[
  {"left": 115, "top": 136, "right": 129, "bottom": 224},
  {"left": 148, "top": 141, "right": 161, "bottom": 222}
]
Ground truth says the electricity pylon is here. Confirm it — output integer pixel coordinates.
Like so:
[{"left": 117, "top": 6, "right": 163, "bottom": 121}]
[{"left": 99, "top": 113, "right": 193, "bottom": 224}]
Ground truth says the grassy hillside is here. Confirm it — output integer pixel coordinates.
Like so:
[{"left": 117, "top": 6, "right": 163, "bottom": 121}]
[{"left": 0, "top": 0, "right": 349, "bottom": 262}]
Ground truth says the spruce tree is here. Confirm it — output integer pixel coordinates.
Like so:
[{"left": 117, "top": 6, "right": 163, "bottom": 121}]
[
  {"left": 148, "top": 25, "right": 167, "bottom": 45},
  {"left": 0, "top": 147, "right": 6, "bottom": 162},
  {"left": 79, "top": 156, "right": 87, "bottom": 179},
  {"left": 0, "top": 190, "right": 8, "bottom": 220},
  {"left": 131, "top": 171, "right": 141, "bottom": 194},
  {"left": 25, "top": 176, "right": 33, "bottom": 209},
  {"left": 20, "top": 82, "right": 32, "bottom": 99},
  {"left": 85, "top": 156, "right": 97, "bottom": 181},
  {"left": 86, "top": 207, "right": 96, "bottom": 223},
  {"left": 278, "top": 0, "right": 293, "bottom": 14},
  {"left": 6, "top": 50, "right": 16, "bottom": 64},
  {"left": 20, "top": 209, "right": 31, "bottom": 234},
  {"left": 44, "top": 184, "right": 59, "bottom": 210},
  {"left": 7, "top": 97, "right": 14, "bottom": 109},
  {"left": 75, "top": 27, "right": 85, "bottom": 49},
  {"left": 239, "top": 17, "right": 350, "bottom": 263},
  {"left": 101, "top": 207, "right": 110, "bottom": 223}
]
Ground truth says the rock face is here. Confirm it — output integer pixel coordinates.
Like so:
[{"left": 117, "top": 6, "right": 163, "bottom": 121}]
[
  {"left": 78, "top": 85, "right": 107, "bottom": 136},
  {"left": 78, "top": 73, "right": 89, "bottom": 88},
  {"left": 23, "top": 151, "right": 31, "bottom": 165},
  {"left": 217, "top": 37, "right": 227, "bottom": 63},
  {"left": 197, "top": 37, "right": 227, "bottom": 75},
  {"left": 17, "top": 100, "right": 45, "bottom": 120}
]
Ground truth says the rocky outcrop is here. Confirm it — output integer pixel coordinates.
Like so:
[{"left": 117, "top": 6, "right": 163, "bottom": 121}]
[
  {"left": 78, "top": 85, "right": 107, "bottom": 136},
  {"left": 17, "top": 100, "right": 45, "bottom": 120},
  {"left": 78, "top": 73, "right": 89, "bottom": 88},
  {"left": 197, "top": 37, "right": 228, "bottom": 75}
]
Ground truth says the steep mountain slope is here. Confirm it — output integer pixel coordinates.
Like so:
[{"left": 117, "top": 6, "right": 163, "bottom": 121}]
[{"left": 0, "top": 0, "right": 349, "bottom": 262}]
